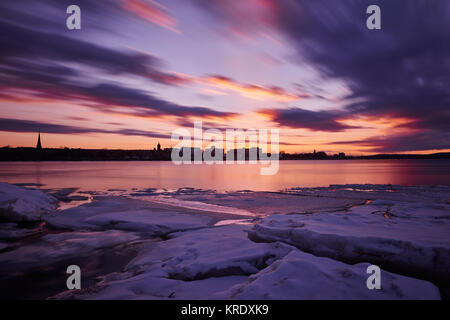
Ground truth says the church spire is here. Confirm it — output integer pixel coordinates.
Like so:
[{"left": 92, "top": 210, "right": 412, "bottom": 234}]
[{"left": 36, "top": 131, "right": 42, "bottom": 150}]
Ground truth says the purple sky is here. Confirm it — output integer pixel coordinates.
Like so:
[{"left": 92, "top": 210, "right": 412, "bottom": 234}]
[{"left": 0, "top": 0, "right": 449, "bottom": 154}]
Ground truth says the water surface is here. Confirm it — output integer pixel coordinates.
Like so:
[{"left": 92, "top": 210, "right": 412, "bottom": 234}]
[{"left": 0, "top": 160, "right": 449, "bottom": 192}]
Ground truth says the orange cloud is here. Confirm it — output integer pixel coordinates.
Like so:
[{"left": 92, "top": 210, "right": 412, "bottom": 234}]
[
  {"left": 122, "top": 0, "right": 179, "bottom": 33},
  {"left": 203, "top": 75, "right": 300, "bottom": 102}
]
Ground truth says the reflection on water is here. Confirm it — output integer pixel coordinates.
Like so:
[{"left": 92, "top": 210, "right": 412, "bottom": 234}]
[{"left": 0, "top": 160, "right": 449, "bottom": 192}]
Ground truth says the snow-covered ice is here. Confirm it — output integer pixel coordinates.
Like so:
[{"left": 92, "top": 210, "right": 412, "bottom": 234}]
[
  {"left": 165, "top": 190, "right": 366, "bottom": 215},
  {"left": 52, "top": 224, "right": 441, "bottom": 300},
  {"left": 214, "top": 250, "right": 441, "bottom": 300},
  {"left": 0, "top": 183, "right": 57, "bottom": 222},
  {"left": 52, "top": 225, "right": 292, "bottom": 300},
  {"left": 249, "top": 193, "right": 450, "bottom": 292},
  {"left": 44, "top": 197, "right": 216, "bottom": 236},
  {"left": 0, "top": 183, "right": 448, "bottom": 300}
]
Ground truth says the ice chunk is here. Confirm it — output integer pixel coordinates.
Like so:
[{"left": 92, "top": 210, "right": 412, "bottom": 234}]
[
  {"left": 249, "top": 197, "right": 450, "bottom": 291},
  {"left": 129, "top": 225, "right": 293, "bottom": 281},
  {"left": 0, "top": 183, "right": 57, "bottom": 222}
]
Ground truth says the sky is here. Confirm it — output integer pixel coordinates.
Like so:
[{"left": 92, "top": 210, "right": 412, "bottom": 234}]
[{"left": 0, "top": 0, "right": 449, "bottom": 155}]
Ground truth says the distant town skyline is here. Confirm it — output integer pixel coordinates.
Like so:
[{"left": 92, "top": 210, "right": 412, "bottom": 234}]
[{"left": 0, "top": 1, "right": 449, "bottom": 155}]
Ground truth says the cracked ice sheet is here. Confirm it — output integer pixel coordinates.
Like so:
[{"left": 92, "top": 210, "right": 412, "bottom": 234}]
[
  {"left": 44, "top": 197, "right": 221, "bottom": 235},
  {"left": 164, "top": 191, "right": 366, "bottom": 216},
  {"left": 214, "top": 250, "right": 441, "bottom": 300},
  {"left": 249, "top": 193, "right": 450, "bottom": 291},
  {"left": 286, "top": 184, "right": 450, "bottom": 204},
  {"left": 52, "top": 225, "right": 293, "bottom": 299}
]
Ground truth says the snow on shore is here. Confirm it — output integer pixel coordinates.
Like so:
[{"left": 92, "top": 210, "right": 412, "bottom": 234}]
[{"left": 0, "top": 183, "right": 447, "bottom": 300}]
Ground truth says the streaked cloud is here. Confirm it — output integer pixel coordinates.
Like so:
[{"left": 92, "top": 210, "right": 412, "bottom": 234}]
[
  {"left": 330, "top": 131, "right": 450, "bottom": 153},
  {"left": 259, "top": 107, "right": 359, "bottom": 132},
  {"left": 194, "top": 0, "right": 450, "bottom": 152},
  {"left": 121, "top": 0, "right": 179, "bottom": 33},
  {"left": 203, "top": 75, "right": 300, "bottom": 102},
  {"left": 0, "top": 20, "right": 235, "bottom": 120},
  {"left": 0, "top": 118, "right": 172, "bottom": 140}
]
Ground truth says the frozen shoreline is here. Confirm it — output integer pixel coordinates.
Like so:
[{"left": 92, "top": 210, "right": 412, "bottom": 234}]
[{"left": 0, "top": 183, "right": 449, "bottom": 300}]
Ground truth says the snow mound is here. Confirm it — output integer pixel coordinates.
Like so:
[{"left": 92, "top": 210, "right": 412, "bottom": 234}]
[
  {"left": 0, "top": 183, "right": 57, "bottom": 222},
  {"left": 215, "top": 250, "right": 441, "bottom": 300}
]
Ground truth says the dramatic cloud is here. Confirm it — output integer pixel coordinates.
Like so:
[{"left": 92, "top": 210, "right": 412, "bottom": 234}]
[
  {"left": 277, "top": 1, "right": 450, "bottom": 135},
  {"left": 260, "top": 108, "right": 359, "bottom": 132},
  {"left": 0, "top": 20, "right": 233, "bottom": 120},
  {"left": 1, "top": 0, "right": 449, "bottom": 153},
  {"left": 0, "top": 20, "right": 187, "bottom": 86},
  {"left": 0, "top": 61, "right": 235, "bottom": 119},
  {"left": 278, "top": 0, "right": 450, "bottom": 127},
  {"left": 194, "top": 0, "right": 450, "bottom": 151}
]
